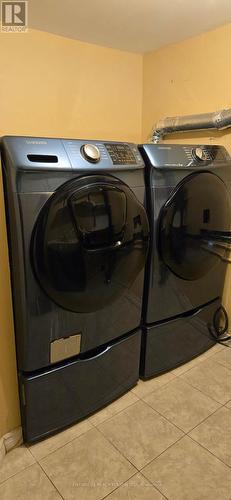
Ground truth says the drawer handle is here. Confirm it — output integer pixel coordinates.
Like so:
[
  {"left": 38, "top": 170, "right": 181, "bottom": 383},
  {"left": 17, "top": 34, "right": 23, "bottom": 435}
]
[{"left": 79, "top": 345, "right": 111, "bottom": 362}]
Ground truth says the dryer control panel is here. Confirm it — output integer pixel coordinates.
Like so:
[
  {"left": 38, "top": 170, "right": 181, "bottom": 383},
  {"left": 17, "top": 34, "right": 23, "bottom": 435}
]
[
  {"left": 1, "top": 136, "right": 144, "bottom": 172},
  {"left": 140, "top": 144, "right": 231, "bottom": 170}
]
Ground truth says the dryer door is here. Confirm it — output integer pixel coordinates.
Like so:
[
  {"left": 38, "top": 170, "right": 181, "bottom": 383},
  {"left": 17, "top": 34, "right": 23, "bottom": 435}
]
[
  {"left": 32, "top": 175, "right": 149, "bottom": 312},
  {"left": 159, "top": 172, "right": 231, "bottom": 280}
]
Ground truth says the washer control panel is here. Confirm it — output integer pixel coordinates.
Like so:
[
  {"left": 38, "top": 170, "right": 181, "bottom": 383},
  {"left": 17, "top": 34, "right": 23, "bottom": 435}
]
[
  {"left": 140, "top": 144, "right": 231, "bottom": 170},
  {"left": 1, "top": 136, "right": 144, "bottom": 171},
  {"left": 63, "top": 140, "right": 143, "bottom": 170}
]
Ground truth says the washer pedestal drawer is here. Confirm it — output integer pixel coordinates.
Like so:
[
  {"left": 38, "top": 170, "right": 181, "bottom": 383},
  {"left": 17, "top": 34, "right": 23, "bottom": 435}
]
[{"left": 20, "top": 329, "right": 141, "bottom": 443}]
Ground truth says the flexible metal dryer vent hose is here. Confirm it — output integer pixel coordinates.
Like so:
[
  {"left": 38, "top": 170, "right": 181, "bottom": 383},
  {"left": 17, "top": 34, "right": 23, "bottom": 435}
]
[{"left": 151, "top": 108, "right": 231, "bottom": 143}]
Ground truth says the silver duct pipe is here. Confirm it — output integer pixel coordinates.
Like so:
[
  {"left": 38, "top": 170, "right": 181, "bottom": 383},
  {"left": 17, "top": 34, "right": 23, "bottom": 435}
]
[{"left": 151, "top": 108, "right": 231, "bottom": 143}]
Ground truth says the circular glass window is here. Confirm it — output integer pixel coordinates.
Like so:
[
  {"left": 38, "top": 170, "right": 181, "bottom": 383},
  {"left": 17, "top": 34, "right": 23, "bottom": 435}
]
[
  {"left": 32, "top": 175, "right": 149, "bottom": 312},
  {"left": 159, "top": 172, "right": 231, "bottom": 280}
]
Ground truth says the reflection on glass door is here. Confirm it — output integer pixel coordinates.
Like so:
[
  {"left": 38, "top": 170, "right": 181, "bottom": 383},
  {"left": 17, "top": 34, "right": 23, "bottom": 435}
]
[{"left": 159, "top": 172, "right": 231, "bottom": 280}]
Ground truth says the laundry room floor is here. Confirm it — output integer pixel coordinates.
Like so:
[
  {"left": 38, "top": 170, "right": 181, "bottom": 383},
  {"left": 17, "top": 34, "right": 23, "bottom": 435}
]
[{"left": 2, "top": 343, "right": 231, "bottom": 500}]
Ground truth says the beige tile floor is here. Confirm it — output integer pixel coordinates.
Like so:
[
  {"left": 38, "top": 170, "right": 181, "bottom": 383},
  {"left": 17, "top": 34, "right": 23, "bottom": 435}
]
[{"left": 2, "top": 343, "right": 231, "bottom": 499}]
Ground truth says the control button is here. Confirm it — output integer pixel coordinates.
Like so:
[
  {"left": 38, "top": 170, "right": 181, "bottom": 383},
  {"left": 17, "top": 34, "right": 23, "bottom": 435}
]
[
  {"left": 192, "top": 147, "right": 207, "bottom": 162},
  {"left": 81, "top": 144, "right": 100, "bottom": 163}
]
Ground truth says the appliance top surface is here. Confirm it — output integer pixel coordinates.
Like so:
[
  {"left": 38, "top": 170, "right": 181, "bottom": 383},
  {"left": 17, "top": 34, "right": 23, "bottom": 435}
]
[
  {"left": 140, "top": 143, "right": 231, "bottom": 170},
  {"left": 1, "top": 135, "right": 144, "bottom": 172}
]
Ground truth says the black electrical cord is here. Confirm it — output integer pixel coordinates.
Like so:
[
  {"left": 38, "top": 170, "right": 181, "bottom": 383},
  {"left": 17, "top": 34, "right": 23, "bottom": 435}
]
[{"left": 208, "top": 305, "right": 231, "bottom": 347}]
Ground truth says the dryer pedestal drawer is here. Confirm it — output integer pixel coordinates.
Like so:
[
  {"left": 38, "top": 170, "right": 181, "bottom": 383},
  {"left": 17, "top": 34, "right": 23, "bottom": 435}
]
[
  {"left": 140, "top": 301, "right": 219, "bottom": 379},
  {"left": 20, "top": 330, "right": 141, "bottom": 443}
]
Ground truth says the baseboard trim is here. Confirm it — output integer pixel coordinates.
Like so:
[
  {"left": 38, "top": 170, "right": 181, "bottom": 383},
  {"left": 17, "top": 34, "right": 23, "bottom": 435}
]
[
  {"left": 0, "top": 427, "right": 22, "bottom": 465},
  {"left": 0, "top": 437, "right": 6, "bottom": 464}
]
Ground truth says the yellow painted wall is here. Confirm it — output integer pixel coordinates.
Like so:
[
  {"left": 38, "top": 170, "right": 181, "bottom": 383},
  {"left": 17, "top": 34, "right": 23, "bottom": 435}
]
[
  {"left": 0, "top": 28, "right": 143, "bottom": 437},
  {"left": 142, "top": 22, "right": 231, "bottom": 325},
  {"left": 142, "top": 23, "right": 231, "bottom": 146},
  {"left": 0, "top": 29, "right": 143, "bottom": 141}
]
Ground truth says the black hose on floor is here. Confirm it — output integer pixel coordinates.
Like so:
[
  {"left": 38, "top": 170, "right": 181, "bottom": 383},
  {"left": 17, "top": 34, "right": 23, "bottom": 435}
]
[{"left": 208, "top": 305, "right": 231, "bottom": 346}]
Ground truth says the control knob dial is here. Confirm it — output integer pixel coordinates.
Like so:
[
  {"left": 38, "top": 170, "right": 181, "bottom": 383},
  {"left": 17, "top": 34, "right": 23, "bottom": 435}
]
[
  {"left": 193, "top": 147, "right": 207, "bottom": 162},
  {"left": 81, "top": 144, "right": 100, "bottom": 163}
]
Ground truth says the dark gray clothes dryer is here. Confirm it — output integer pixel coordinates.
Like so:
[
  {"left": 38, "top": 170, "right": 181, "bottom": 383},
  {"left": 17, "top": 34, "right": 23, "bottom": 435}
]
[
  {"left": 139, "top": 143, "right": 231, "bottom": 378},
  {"left": 1, "top": 136, "right": 149, "bottom": 442}
]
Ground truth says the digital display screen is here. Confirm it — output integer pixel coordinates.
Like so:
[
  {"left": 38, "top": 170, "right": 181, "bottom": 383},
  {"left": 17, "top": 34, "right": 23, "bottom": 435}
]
[
  {"left": 105, "top": 143, "right": 137, "bottom": 165},
  {"left": 207, "top": 146, "right": 226, "bottom": 162}
]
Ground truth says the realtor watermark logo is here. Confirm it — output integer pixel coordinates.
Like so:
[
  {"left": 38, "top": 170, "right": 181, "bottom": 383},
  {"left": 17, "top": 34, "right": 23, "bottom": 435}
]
[{"left": 1, "top": 1, "right": 28, "bottom": 32}]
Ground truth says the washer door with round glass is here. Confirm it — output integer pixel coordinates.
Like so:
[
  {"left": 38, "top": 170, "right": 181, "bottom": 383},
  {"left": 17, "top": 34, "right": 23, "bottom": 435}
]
[
  {"left": 32, "top": 175, "right": 149, "bottom": 313},
  {"left": 159, "top": 172, "right": 231, "bottom": 281}
]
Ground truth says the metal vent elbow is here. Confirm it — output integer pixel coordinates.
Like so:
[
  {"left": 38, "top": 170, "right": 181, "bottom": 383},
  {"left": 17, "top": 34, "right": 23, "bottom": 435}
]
[{"left": 151, "top": 108, "right": 231, "bottom": 143}]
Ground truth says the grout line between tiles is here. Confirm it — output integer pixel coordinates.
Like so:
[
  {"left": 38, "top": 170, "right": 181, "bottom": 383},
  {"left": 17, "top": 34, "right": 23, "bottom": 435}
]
[
  {"left": 95, "top": 423, "right": 140, "bottom": 473},
  {"left": 140, "top": 378, "right": 223, "bottom": 431},
  {"left": 171, "top": 349, "right": 221, "bottom": 375},
  {"left": 139, "top": 470, "right": 169, "bottom": 500},
  {"left": 184, "top": 398, "right": 231, "bottom": 470},
  {"left": 100, "top": 470, "right": 139, "bottom": 500},
  {"left": 27, "top": 406, "right": 141, "bottom": 495},
  {"left": 139, "top": 431, "right": 231, "bottom": 498},
  {"left": 199, "top": 345, "right": 226, "bottom": 358},
  {"left": 95, "top": 396, "right": 186, "bottom": 473},
  {"left": 140, "top": 397, "right": 187, "bottom": 435},
  {"left": 131, "top": 375, "right": 178, "bottom": 400},
  {"left": 171, "top": 346, "right": 227, "bottom": 378},
  {"left": 187, "top": 434, "right": 231, "bottom": 471},
  {"left": 175, "top": 363, "right": 231, "bottom": 405},
  {"left": 101, "top": 469, "right": 170, "bottom": 500},
  {"left": 37, "top": 429, "right": 138, "bottom": 500},
  {"left": 177, "top": 377, "right": 231, "bottom": 405},
  {"left": 173, "top": 360, "right": 210, "bottom": 378},
  {"left": 139, "top": 433, "right": 186, "bottom": 475},
  {"left": 0, "top": 461, "right": 36, "bottom": 487},
  {"left": 26, "top": 445, "right": 39, "bottom": 460},
  {"left": 202, "top": 353, "right": 231, "bottom": 373},
  {"left": 212, "top": 358, "right": 231, "bottom": 372},
  {"left": 173, "top": 363, "right": 204, "bottom": 378},
  {"left": 89, "top": 397, "right": 140, "bottom": 428},
  {"left": 172, "top": 357, "right": 231, "bottom": 420},
  {"left": 99, "top": 415, "right": 185, "bottom": 479},
  {"left": 29, "top": 426, "right": 94, "bottom": 464},
  {"left": 184, "top": 402, "right": 226, "bottom": 435},
  {"left": 176, "top": 371, "right": 224, "bottom": 399},
  {"left": 36, "top": 461, "right": 65, "bottom": 499},
  {"left": 27, "top": 396, "right": 182, "bottom": 497},
  {"left": 0, "top": 459, "right": 64, "bottom": 500},
  {"left": 137, "top": 352, "right": 221, "bottom": 398}
]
